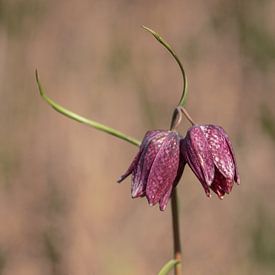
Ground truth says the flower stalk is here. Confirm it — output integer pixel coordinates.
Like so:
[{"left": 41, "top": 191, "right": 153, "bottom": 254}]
[
  {"left": 36, "top": 26, "right": 191, "bottom": 275},
  {"left": 171, "top": 189, "right": 182, "bottom": 275},
  {"left": 144, "top": 26, "right": 188, "bottom": 275}
]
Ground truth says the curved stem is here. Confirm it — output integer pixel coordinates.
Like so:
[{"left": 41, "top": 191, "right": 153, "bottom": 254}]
[
  {"left": 35, "top": 70, "right": 141, "bottom": 147},
  {"left": 142, "top": 26, "right": 188, "bottom": 107}
]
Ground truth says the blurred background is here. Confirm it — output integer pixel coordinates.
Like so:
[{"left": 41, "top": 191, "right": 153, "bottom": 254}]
[{"left": 0, "top": 0, "right": 275, "bottom": 274}]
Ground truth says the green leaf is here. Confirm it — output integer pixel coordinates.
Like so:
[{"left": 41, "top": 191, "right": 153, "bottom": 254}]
[
  {"left": 158, "top": 259, "right": 180, "bottom": 275},
  {"left": 35, "top": 70, "right": 140, "bottom": 147}
]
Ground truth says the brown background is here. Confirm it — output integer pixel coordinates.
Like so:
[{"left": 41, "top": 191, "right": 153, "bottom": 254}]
[{"left": 0, "top": 0, "right": 275, "bottom": 274}]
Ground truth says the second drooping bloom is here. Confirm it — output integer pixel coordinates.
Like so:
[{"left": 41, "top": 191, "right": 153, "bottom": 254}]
[
  {"left": 181, "top": 125, "right": 240, "bottom": 198},
  {"left": 118, "top": 130, "right": 185, "bottom": 210}
]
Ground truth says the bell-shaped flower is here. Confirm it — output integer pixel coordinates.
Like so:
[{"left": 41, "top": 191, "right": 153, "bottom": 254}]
[
  {"left": 118, "top": 130, "right": 185, "bottom": 210},
  {"left": 181, "top": 125, "right": 240, "bottom": 198}
]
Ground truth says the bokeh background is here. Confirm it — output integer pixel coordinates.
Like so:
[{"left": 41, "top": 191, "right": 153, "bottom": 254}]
[{"left": 1, "top": 0, "right": 275, "bottom": 274}]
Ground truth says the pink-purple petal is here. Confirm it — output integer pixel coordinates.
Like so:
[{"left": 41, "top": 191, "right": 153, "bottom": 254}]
[
  {"left": 159, "top": 184, "right": 173, "bottom": 211},
  {"left": 117, "top": 151, "right": 142, "bottom": 183},
  {"left": 117, "top": 131, "right": 161, "bottom": 184},
  {"left": 184, "top": 126, "right": 215, "bottom": 186},
  {"left": 174, "top": 141, "right": 186, "bottom": 188},
  {"left": 210, "top": 168, "right": 234, "bottom": 198},
  {"left": 159, "top": 140, "right": 186, "bottom": 211},
  {"left": 146, "top": 132, "right": 180, "bottom": 206},
  {"left": 215, "top": 126, "right": 240, "bottom": 184},
  {"left": 201, "top": 125, "right": 235, "bottom": 181},
  {"left": 131, "top": 132, "right": 168, "bottom": 198},
  {"left": 183, "top": 140, "right": 210, "bottom": 197}
]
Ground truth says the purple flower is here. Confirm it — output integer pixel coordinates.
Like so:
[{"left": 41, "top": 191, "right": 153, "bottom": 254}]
[
  {"left": 181, "top": 125, "right": 240, "bottom": 199},
  {"left": 118, "top": 130, "right": 185, "bottom": 210}
]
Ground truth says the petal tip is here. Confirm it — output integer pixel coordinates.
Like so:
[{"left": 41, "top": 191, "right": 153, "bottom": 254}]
[
  {"left": 131, "top": 190, "right": 140, "bottom": 198},
  {"left": 159, "top": 204, "right": 167, "bottom": 211},
  {"left": 204, "top": 187, "right": 211, "bottom": 198},
  {"left": 117, "top": 176, "right": 124, "bottom": 183},
  {"left": 206, "top": 179, "right": 212, "bottom": 187}
]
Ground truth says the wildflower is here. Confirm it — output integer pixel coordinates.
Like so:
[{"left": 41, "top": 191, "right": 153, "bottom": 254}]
[
  {"left": 118, "top": 130, "right": 184, "bottom": 210},
  {"left": 182, "top": 125, "right": 240, "bottom": 198}
]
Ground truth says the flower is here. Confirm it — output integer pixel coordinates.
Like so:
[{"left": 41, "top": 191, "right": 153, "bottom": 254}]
[
  {"left": 181, "top": 124, "right": 240, "bottom": 198},
  {"left": 118, "top": 130, "right": 185, "bottom": 210}
]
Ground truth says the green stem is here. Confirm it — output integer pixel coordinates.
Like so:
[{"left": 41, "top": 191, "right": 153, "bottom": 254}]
[
  {"left": 168, "top": 109, "right": 182, "bottom": 275},
  {"left": 142, "top": 26, "right": 188, "bottom": 107},
  {"left": 35, "top": 70, "right": 141, "bottom": 147},
  {"left": 171, "top": 189, "right": 182, "bottom": 275}
]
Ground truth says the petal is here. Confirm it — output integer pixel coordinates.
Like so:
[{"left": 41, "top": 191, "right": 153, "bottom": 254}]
[
  {"left": 184, "top": 146, "right": 211, "bottom": 197},
  {"left": 201, "top": 125, "right": 235, "bottom": 181},
  {"left": 130, "top": 158, "right": 145, "bottom": 197},
  {"left": 143, "top": 130, "right": 165, "bottom": 143},
  {"left": 173, "top": 142, "right": 186, "bottom": 188},
  {"left": 131, "top": 131, "right": 169, "bottom": 198},
  {"left": 183, "top": 126, "right": 215, "bottom": 186},
  {"left": 117, "top": 130, "right": 166, "bottom": 184},
  {"left": 210, "top": 169, "right": 234, "bottom": 198},
  {"left": 117, "top": 151, "right": 142, "bottom": 183},
  {"left": 211, "top": 171, "right": 225, "bottom": 198},
  {"left": 159, "top": 184, "right": 173, "bottom": 211},
  {"left": 146, "top": 132, "right": 180, "bottom": 206},
  {"left": 159, "top": 140, "right": 186, "bottom": 211},
  {"left": 216, "top": 126, "right": 240, "bottom": 184}
]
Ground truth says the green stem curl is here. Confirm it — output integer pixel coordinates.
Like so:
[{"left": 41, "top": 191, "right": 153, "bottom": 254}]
[
  {"left": 35, "top": 70, "right": 141, "bottom": 147},
  {"left": 142, "top": 26, "right": 188, "bottom": 107}
]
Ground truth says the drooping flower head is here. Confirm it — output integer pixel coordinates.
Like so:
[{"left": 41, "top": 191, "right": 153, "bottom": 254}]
[
  {"left": 181, "top": 125, "right": 240, "bottom": 198},
  {"left": 118, "top": 130, "right": 185, "bottom": 210}
]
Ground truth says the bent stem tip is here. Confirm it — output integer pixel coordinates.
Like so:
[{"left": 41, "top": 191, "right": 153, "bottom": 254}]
[{"left": 142, "top": 25, "right": 188, "bottom": 107}]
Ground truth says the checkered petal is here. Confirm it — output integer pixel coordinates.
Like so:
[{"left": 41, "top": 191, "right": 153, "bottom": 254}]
[
  {"left": 184, "top": 126, "right": 215, "bottom": 188},
  {"left": 146, "top": 131, "right": 180, "bottom": 208},
  {"left": 131, "top": 131, "right": 168, "bottom": 198},
  {"left": 201, "top": 125, "right": 235, "bottom": 181}
]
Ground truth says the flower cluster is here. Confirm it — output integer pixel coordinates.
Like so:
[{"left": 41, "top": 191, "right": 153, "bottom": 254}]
[{"left": 118, "top": 124, "right": 240, "bottom": 210}]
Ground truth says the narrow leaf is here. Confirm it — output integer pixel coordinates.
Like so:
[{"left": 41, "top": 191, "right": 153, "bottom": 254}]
[
  {"left": 35, "top": 70, "right": 140, "bottom": 147},
  {"left": 158, "top": 259, "right": 180, "bottom": 275}
]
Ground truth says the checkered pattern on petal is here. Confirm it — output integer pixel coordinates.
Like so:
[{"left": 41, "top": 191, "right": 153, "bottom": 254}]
[
  {"left": 146, "top": 132, "right": 180, "bottom": 207},
  {"left": 117, "top": 130, "right": 166, "bottom": 184},
  {"left": 131, "top": 131, "right": 168, "bottom": 198},
  {"left": 201, "top": 125, "right": 235, "bottom": 181},
  {"left": 184, "top": 126, "right": 215, "bottom": 187},
  {"left": 210, "top": 168, "right": 234, "bottom": 198},
  {"left": 215, "top": 126, "right": 240, "bottom": 184}
]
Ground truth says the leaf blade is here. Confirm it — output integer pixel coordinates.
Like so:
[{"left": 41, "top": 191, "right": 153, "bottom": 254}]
[{"left": 158, "top": 259, "right": 180, "bottom": 275}]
